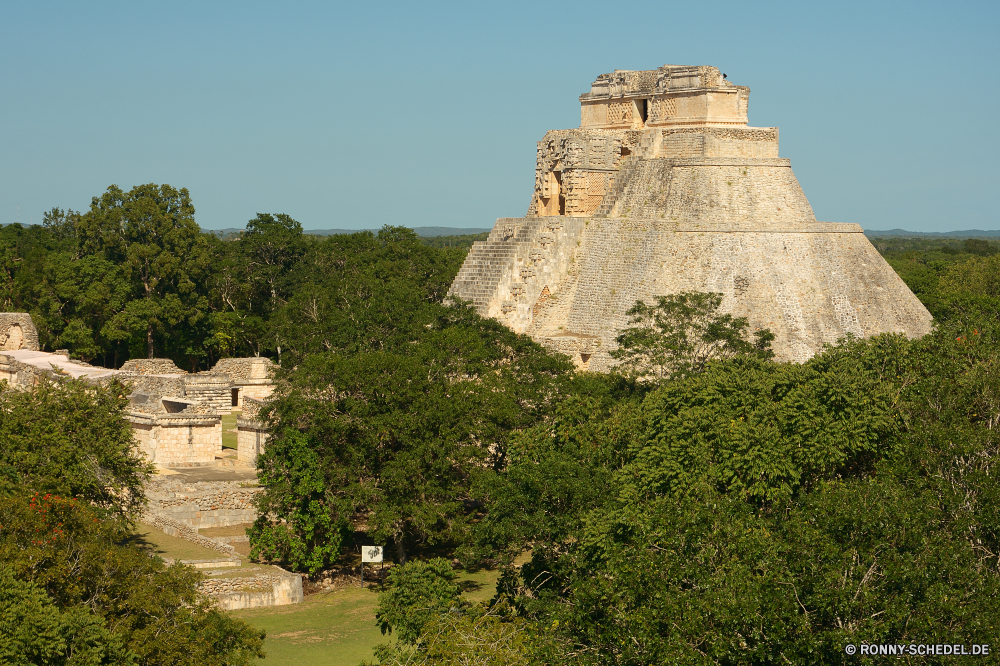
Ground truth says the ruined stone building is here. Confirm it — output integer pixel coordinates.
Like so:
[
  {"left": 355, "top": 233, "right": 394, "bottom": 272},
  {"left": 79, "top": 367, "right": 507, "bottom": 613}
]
[
  {"left": 448, "top": 65, "right": 932, "bottom": 369},
  {"left": 0, "top": 316, "right": 275, "bottom": 467}
]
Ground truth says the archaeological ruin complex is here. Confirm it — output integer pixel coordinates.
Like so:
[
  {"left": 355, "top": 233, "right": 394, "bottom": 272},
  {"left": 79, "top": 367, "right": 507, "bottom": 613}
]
[
  {"left": 448, "top": 65, "right": 933, "bottom": 369},
  {"left": 0, "top": 316, "right": 274, "bottom": 467}
]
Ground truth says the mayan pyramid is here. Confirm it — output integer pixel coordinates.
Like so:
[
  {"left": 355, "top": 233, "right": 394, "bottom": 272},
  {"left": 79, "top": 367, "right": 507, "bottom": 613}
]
[{"left": 448, "top": 65, "right": 932, "bottom": 369}]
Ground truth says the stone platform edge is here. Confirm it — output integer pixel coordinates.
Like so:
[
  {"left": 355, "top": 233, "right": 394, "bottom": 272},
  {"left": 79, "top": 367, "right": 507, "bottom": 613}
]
[{"left": 487, "top": 217, "right": 863, "bottom": 234}]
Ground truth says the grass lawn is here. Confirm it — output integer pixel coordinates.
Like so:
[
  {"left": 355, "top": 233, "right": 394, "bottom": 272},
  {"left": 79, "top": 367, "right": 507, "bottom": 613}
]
[
  {"left": 234, "top": 585, "right": 389, "bottom": 665},
  {"left": 235, "top": 566, "right": 503, "bottom": 665},
  {"left": 221, "top": 410, "right": 240, "bottom": 449},
  {"left": 137, "top": 515, "right": 506, "bottom": 664},
  {"left": 135, "top": 523, "right": 228, "bottom": 561},
  {"left": 134, "top": 523, "right": 259, "bottom": 570}
]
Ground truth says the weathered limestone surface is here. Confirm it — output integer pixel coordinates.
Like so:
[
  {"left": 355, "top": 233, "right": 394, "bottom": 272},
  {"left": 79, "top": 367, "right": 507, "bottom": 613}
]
[
  {"left": 129, "top": 410, "right": 223, "bottom": 466},
  {"left": 145, "top": 477, "right": 260, "bottom": 528},
  {"left": 201, "top": 573, "right": 303, "bottom": 611},
  {"left": 237, "top": 397, "right": 269, "bottom": 465},
  {"left": 212, "top": 357, "right": 276, "bottom": 408},
  {"left": 449, "top": 65, "right": 932, "bottom": 367},
  {"left": 120, "top": 358, "right": 185, "bottom": 374},
  {"left": 0, "top": 314, "right": 39, "bottom": 351}
]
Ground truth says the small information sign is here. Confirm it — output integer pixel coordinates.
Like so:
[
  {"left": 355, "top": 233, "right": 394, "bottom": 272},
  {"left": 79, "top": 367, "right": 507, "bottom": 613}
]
[{"left": 362, "top": 546, "right": 383, "bottom": 563}]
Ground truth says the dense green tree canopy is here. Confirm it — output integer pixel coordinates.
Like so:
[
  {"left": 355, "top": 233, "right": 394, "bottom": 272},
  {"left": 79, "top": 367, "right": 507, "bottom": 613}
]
[
  {"left": 0, "top": 493, "right": 264, "bottom": 666},
  {"left": 0, "top": 379, "right": 151, "bottom": 520},
  {"left": 226, "top": 227, "right": 570, "bottom": 573}
]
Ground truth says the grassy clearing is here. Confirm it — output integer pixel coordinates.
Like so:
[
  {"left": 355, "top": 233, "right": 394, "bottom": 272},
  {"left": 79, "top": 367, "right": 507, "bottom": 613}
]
[
  {"left": 237, "top": 566, "right": 503, "bottom": 665},
  {"left": 134, "top": 523, "right": 258, "bottom": 570},
  {"left": 234, "top": 586, "right": 389, "bottom": 665},
  {"left": 138, "top": 516, "right": 505, "bottom": 664}
]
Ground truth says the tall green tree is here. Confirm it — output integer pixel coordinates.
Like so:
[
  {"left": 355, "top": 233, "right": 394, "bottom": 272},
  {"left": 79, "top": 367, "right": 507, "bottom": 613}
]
[
  {"left": 0, "top": 379, "right": 151, "bottom": 521},
  {"left": 76, "top": 184, "right": 211, "bottom": 360},
  {"left": 610, "top": 292, "right": 774, "bottom": 381},
  {"left": 207, "top": 213, "right": 306, "bottom": 358}
]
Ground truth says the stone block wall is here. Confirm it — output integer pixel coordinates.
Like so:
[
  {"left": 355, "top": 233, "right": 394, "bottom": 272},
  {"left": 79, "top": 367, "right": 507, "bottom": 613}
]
[
  {"left": 117, "top": 373, "right": 186, "bottom": 396},
  {"left": 234, "top": 383, "right": 274, "bottom": 407},
  {"left": 0, "top": 314, "right": 39, "bottom": 351},
  {"left": 211, "top": 357, "right": 276, "bottom": 384},
  {"left": 237, "top": 398, "right": 269, "bottom": 465},
  {"left": 120, "top": 358, "right": 184, "bottom": 374},
  {"left": 200, "top": 573, "right": 303, "bottom": 611},
  {"left": 129, "top": 413, "right": 222, "bottom": 466},
  {"left": 447, "top": 216, "right": 589, "bottom": 333},
  {"left": 183, "top": 373, "right": 232, "bottom": 414},
  {"left": 145, "top": 477, "right": 261, "bottom": 529},
  {"left": 451, "top": 216, "right": 934, "bottom": 368}
]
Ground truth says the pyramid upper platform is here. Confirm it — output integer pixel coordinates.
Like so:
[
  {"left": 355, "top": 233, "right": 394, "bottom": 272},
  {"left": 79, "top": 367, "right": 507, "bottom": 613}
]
[{"left": 580, "top": 65, "right": 749, "bottom": 129}]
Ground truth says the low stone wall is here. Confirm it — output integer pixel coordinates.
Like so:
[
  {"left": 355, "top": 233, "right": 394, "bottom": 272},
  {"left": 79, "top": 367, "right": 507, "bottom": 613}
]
[
  {"left": 0, "top": 354, "right": 45, "bottom": 388},
  {"left": 142, "top": 513, "right": 236, "bottom": 556},
  {"left": 200, "top": 572, "right": 303, "bottom": 611},
  {"left": 146, "top": 477, "right": 261, "bottom": 529}
]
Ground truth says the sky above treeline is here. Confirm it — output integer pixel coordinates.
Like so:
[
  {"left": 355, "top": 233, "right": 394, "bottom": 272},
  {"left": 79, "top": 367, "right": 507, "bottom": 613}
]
[{"left": 1, "top": 0, "right": 997, "bottom": 233}]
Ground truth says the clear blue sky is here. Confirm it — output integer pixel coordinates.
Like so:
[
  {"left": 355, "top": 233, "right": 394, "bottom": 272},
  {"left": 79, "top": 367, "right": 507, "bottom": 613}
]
[{"left": 2, "top": 0, "right": 997, "bottom": 232}]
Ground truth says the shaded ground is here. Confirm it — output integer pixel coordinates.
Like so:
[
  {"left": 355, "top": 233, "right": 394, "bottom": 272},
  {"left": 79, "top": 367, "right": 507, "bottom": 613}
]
[
  {"left": 159, "top": 466, "right": 258, "bottom": 483},
  {"left": 133, "top": 522, "right": 261, "bottom": 572}
]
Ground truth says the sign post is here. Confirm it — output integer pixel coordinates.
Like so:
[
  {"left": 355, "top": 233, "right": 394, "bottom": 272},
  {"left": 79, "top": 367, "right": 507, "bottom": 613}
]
[{"left": 361, "top": 546, "right": 383, "bottom": 586}]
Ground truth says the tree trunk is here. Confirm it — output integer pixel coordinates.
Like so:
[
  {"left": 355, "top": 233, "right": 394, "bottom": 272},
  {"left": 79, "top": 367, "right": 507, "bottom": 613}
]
[
  {"left": 147, "top": 324, "right": 154, "bottom": 359},
  {"left": 395, "top": 535, "right": 407, "bottom": 564}
]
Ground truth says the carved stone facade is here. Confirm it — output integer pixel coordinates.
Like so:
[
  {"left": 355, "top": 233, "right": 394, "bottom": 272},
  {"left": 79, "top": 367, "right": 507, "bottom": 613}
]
[{"left": 450, "top": 65, "right": 933, "bottom": 369}]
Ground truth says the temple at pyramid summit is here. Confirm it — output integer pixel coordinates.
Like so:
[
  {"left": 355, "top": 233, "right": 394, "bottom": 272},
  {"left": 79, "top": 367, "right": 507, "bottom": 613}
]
[{"left": 447, "top": 65, "right": 933, "bottom": 369}]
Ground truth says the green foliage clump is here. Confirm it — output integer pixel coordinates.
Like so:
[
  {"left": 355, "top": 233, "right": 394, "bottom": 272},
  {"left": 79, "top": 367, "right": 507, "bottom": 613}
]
[
  {"left": 476, "top": 323, "right": 1000, "bottom": 664},
  {"left": 610, "top": 292, "right": 774, "bottom": 380},
  {"left": 0, "top": 379, "right": 151, "bottom": 520},
  {"left": 0, "top": 566, "right": 129, "bottom": 665},
  {"left": 374, "top": 558, "right": 461, "bottom": 644},
  {"left": 75, "top": 184, "right": 212, "bottom": 363},
  {"left": 625, "top": 338, "right": 901, "bottom": 503},
  {"left": 0, "top": 493, "right": 265, "bottom": 666},
  {"left": 368, "top": 600, "right": 539, "bottom": 666},
  {"left": 248, "top": 431, "right": 351, "bottom": 574},
  {"left": 252, "top": 300, "right": 572, "bottom": 571}
]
